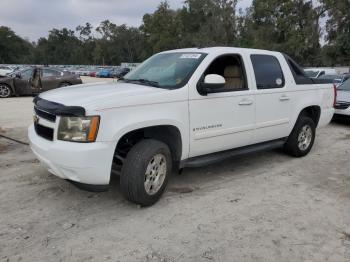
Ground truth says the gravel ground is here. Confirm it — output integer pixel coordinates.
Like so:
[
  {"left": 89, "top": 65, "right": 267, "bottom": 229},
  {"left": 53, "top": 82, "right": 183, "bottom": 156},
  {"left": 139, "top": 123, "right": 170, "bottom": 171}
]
[{"left": 0, "top": 80, "right": 350, "bottom": 261}]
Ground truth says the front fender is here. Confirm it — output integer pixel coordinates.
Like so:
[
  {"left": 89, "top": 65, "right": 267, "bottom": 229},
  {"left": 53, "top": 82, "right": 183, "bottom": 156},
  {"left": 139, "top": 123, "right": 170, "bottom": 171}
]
[{"left": 95, "top": 101, "right": 190, "bottom": 160}]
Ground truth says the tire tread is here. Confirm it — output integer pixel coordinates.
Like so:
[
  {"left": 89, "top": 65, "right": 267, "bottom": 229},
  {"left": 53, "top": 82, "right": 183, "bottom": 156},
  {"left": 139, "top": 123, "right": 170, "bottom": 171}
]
[
  {"left": 284, "top": 116, "right": 316, "bottom": 157},
  {"left": 120, "top": 139, "right": 172, "bottom": 206}
]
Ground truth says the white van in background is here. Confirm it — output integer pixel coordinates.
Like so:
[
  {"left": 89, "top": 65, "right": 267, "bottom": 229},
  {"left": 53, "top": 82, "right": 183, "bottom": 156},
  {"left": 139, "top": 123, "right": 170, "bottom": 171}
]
[{"left": 304, "top": 68, "right": 337, "bottom": 78}]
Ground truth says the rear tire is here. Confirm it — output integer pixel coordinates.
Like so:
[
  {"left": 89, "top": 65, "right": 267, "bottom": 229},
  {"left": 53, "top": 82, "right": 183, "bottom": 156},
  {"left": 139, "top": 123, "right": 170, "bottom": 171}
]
[
  {"left": 284, "top": 116, "right": 316, "bottom": 157},
  {"left": 120, "top": 139, "right": 172, "bottom": 206}
]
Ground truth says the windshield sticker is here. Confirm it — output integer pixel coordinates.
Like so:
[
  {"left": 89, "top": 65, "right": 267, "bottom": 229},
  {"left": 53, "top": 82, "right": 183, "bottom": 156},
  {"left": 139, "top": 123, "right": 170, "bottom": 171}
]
[{"left": 180, "top": 54, "right": 202, "bottom": 59}]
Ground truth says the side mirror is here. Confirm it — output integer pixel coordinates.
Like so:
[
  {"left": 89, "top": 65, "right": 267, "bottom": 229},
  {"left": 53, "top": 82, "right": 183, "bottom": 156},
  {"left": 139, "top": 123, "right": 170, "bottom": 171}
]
[{"left": 198, "top": 74, "right": 226, "bottom": 94}]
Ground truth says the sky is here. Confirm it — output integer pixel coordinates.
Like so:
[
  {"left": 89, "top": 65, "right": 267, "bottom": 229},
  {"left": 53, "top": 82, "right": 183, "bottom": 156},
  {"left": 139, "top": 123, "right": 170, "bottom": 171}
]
[{"left": 0, "top": 0, "right": 252, "bottom": 42}]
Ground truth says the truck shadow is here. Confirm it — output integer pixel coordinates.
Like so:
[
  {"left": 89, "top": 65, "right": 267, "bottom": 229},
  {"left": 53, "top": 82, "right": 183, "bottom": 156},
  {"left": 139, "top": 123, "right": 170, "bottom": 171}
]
[
  {"left": 48, "top": 147, "right": 293, "bottom": 207},
  {"left": 168, "top": 148, "right": 289, "bottom": 193},
  {"left": 39, "top": 146, "right": 290, "bottom": 210}
]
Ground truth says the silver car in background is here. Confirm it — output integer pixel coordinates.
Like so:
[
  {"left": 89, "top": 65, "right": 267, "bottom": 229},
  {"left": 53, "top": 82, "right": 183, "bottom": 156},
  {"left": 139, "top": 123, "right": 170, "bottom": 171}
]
[{"left": 334, "top": 79, "right": 350, "bottom": 117}]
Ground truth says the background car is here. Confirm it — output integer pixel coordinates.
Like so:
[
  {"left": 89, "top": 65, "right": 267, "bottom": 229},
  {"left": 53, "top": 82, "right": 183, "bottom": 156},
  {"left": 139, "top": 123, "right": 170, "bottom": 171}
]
[
  {"left": 96, "top": 68, "right": 112, "bottom": 78},
  {"left": 318, "top": 74, "right": 350, "bottom": 87},
  {"left": 334, "top": 79, "right": 350, "bottom": 118},
  {"left": 304, "top": 68, "right": 337, "bottom": 78},
  {"left": 0, "top": 65, "right": 14, "bottom": 76},
  {"left": 110, "top": 67, "right": 130, "bottom": 78},
  {"left": 0, "top": 67, "right": 82, "bottom": 98}
]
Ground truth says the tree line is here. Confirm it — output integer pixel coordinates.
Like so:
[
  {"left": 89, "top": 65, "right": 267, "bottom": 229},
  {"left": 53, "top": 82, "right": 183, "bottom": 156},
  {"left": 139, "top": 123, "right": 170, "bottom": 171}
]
[{"left": 0, "top": 0, "right": 349, "bottom": 67}]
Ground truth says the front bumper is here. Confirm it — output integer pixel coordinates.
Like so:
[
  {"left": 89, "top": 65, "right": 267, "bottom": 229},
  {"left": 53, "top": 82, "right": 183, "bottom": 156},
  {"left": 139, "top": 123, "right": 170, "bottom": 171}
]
[{"left": 28, "top": 125, "right": 115, "bottom": 185}]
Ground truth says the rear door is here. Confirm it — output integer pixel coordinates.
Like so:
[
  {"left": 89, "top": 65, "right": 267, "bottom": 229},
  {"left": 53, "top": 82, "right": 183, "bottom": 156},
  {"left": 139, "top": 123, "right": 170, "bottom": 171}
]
[
  {"left": 250, "top": 54, "right": 293, "bottom": 143},
  {"left": 41, "top": 69, "right": 62, "bottom": 91}
]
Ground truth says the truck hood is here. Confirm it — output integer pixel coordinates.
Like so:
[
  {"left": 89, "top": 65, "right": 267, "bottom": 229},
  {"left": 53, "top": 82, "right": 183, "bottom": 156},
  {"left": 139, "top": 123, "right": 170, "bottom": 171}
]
[{"left": 39, "top": 81, "right": 169, "bottom": 110}]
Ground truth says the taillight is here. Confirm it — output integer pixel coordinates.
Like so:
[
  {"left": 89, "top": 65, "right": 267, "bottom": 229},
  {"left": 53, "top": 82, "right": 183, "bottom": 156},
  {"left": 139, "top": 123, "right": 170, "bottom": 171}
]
[{"left": 333, "top": 84, "right": 337, "bottom": 108}]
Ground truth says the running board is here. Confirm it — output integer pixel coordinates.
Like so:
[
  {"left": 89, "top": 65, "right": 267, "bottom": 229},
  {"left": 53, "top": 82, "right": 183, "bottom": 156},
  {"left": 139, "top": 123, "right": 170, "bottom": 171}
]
[{"left": 180, "top": 139, "right": 286, "bottom": 168}]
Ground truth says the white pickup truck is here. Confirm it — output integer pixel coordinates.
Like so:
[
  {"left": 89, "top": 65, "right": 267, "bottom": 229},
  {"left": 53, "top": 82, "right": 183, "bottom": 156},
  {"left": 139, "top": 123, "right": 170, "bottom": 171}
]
[{"left": 29, "top": 47, "right": 335, "bottom": 206}]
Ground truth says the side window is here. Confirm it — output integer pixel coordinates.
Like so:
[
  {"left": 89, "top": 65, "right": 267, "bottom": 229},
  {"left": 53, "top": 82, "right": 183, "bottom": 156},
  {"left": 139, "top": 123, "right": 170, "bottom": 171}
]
[
  {"left": 251, "top": 55, "right": 285, "bottom": 89},
  {"left": 200, "top": 54, "right": 247, "bottom": 92},
  {"left": 21, "top": 69, "right": 33, "bottom": 80},
  {"left": 42, "top": 69, "right": 60, "bottom": 77}
]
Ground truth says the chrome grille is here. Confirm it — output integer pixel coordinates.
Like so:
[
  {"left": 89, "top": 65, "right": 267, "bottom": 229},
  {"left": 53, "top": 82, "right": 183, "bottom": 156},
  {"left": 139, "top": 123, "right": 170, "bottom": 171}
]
[{"left": 34, "top": 107, "right": 56, "bottom": 122}]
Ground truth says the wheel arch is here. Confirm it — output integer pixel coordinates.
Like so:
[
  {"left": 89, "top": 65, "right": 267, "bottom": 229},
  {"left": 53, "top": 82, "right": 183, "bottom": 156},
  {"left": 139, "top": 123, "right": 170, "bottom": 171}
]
[
  {"left": 115, "top": 125, "right": 183, "bottom": 165},
  {"left": 298, "top": 105, "right": 321, "bottom": 127}
]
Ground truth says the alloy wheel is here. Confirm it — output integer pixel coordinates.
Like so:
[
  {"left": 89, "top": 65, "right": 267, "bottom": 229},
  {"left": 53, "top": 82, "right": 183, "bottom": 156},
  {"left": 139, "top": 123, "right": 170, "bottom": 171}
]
[
  {"left": 144, "top": 154, "right": 167, "bottom": 195},
  {"left": 0, "top": 84, "right": 11, "bottom": 98},
  {"left": 297, "top": 125, "right": 313, "bottom": 151}
]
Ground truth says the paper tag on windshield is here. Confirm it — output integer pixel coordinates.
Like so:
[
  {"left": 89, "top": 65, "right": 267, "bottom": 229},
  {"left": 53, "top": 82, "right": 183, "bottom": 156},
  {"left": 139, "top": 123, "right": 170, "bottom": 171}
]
[{"left": 180, "top": 54, "right": 201, "bottom": 59}]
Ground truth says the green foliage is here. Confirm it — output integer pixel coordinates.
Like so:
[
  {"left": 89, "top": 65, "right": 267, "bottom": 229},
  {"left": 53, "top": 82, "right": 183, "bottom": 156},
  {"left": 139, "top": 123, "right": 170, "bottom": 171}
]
[
  {"left": 95, "top": 20, "right": 148, "bottom": 65},
  {"left": 321, "top": 0, "right": 350, "bottom": 65},
  {"left": 179, "top": 0, "right": 238, "bottom": 47},
  {"left": 142, "top": 2, "right": 182, "bottom": 52},
  {"left": 34, "top": 28, "right": 82, "bottom": 65},
  {"left": 0, "top": 0, "right": 349, "bottom": 66},
  {"left": 243, "top": 0, "right": 322, "bottom": 66},
  {"left": 0, "top": 26, "right": 33, "bottom": 64}
]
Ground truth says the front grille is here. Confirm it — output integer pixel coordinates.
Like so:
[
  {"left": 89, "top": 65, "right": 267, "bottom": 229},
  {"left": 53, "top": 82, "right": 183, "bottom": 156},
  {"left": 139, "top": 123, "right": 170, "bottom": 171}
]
[
  {"left": 34, "top": 107, "right": 56, "bottom": 122},
  {"left": 34, "top": 123, "right": 54, "bottom": 141}
]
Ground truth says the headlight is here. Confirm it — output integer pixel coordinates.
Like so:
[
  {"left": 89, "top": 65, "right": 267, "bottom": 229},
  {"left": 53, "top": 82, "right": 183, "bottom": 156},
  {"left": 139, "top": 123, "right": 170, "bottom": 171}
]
[{"left": 57, "top": 116, "right": 100, "bottom": 142}]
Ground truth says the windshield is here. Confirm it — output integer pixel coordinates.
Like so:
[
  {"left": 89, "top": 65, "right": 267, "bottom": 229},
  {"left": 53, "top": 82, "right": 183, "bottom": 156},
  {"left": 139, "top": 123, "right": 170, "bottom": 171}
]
[
  {"left": 338, "top": 79, "right": 350, "bottom": 91},
  {"left": 121, "top": 52, "right": 206, "bottom": 89}
]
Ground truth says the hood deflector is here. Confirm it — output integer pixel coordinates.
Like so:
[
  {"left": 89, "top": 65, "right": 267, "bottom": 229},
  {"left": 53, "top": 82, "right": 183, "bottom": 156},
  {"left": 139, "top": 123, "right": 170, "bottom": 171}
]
[{"left": 33, "top": 96, "right": 86, "bottom": 117}]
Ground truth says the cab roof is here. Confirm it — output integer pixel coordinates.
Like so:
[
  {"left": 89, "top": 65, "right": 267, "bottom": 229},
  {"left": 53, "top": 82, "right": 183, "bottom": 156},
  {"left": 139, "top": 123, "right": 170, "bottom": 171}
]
[{"left": 161, "top": 46, "right": 282, "bottom": 56}]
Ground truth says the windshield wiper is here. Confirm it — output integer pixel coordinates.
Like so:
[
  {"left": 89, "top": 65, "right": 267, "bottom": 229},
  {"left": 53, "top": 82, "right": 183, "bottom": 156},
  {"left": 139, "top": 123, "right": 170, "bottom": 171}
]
[{"left": 119, "top": 78, "right": 159, "bottom": 87}]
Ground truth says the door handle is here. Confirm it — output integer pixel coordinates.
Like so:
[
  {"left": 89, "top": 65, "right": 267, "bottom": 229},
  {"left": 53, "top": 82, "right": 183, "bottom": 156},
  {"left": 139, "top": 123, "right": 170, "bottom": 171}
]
[
  {"left": 238, "top": 99, "right": 253, "bottom": 106},
  {"left": 280, "top": 95, "right": 290, "bottom": 101}
]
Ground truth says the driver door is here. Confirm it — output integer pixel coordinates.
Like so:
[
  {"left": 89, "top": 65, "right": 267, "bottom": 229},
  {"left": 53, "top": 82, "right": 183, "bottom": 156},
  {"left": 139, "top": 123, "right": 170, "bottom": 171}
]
[{"left": 189, "top": 54, "right": 256, "bottom": 157}]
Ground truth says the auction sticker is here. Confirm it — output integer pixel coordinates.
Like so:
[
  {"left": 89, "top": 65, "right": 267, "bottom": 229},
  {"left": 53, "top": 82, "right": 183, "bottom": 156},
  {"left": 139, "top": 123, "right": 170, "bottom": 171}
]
[{"left": 180, "top": 54, "right": 202, "bottom": 59}]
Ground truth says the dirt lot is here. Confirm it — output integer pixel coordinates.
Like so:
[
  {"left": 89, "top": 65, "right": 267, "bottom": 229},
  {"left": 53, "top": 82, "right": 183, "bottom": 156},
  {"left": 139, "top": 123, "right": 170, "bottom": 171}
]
[{"left": 0, "top": 80, "right": 350, "bottom": 261}]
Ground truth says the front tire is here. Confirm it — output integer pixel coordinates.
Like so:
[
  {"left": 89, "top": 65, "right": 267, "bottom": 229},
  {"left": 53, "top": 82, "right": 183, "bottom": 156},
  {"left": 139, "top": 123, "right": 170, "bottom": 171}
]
[
  {"left": 284, "top": 116, "right": 316, "bottom": 157},
  {"left": 120, "top": 139, "right": 172, "bottom": 206},
  {"left": 0, "top": 84, "right": 12, "bottom": 98}
]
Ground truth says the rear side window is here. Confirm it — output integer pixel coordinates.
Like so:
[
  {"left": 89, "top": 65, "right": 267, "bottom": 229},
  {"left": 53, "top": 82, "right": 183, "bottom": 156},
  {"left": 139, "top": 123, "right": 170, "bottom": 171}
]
[
  {"left": 251, "top": 55, "right": 285, "bottom": 89},
  {"left": 43, "top": 69, "right": 60, "bottom": 77}
]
